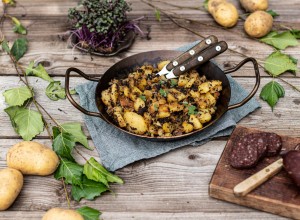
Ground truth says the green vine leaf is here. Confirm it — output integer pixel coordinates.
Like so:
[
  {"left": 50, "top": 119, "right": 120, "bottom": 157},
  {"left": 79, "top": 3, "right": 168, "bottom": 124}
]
[
  {"left": 45, "top": 81, "right": 76, "bottom": 101},
  {"left": 11, "top": 38, "right": 28, "bottom": 61},
  {"left": 72, "top": 176, "right": 108, "bottom": 202},
  {"left": 54, "top": 157, "right": 83, "bottom": 186},
  {"left": 26, "top": 61, "right": 54, "bottom": 82},
  {"left": 155, "top": 9, "right": 161, "bottom": 22},
  {"left": 1, "top": 40, "right": 10, "bottom": 53},
  {"left": 61, "top": 122, "right": 92, "bottom": 150},
  {"left": 290, "top": 29, "right": 300, "bottom": 39},
  {"left": 83, "top": 157, "right": 123, "bottom": 187},
  {"left": 3, "top": 86, "right": 32, "bottom": 106},
  {"left": 11, "top": 16, "right": 27, "bottom": 35},
  {"left": 260, "top": 31, "right": 298, "bottom": 50},
  {"left": 260, "top": 80, "right": 285, "bottom": 110},
  {"left": 52, "top": 128, "right": 76, "bottom": 161},
  {"left": 264, "top": 51, "right": 298, "bottom": 76},
  {"left": 4, "top": 106, "right": 22, "bottom": 130},
  {"left": 5, "top": 106, "right": 44, "bottom": 140},
  {"left": 77, "top": 206, "right": 102, "bottom": 220},
  {"left": 266, "top": 10, "right": 279, "bottom": 18}
]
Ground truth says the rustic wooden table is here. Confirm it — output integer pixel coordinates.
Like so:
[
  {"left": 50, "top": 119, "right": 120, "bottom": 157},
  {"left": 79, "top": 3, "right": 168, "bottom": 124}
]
[{"left": 0, "top": 0, "right": 299, "bottom": 219}]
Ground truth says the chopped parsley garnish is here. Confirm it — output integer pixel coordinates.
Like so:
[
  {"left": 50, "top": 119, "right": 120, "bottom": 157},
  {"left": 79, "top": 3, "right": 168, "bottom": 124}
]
[
  {"left": 188, "top": 105, "right": 198, "bottom": 115},
  {"left": 170, "top": 79, "right": 177, "bottom": 87},
  {"left": 139, "top": 95, "right": 146, "bottom": 101},
  {"left": 159, "top": 88, "right": 168, "bottom": 97},
  {"left": 154, "top": 104, "right": 159, "bottom": 111},
  {"left": 159, "top": 80, "right": 166, "bottom": 85}
]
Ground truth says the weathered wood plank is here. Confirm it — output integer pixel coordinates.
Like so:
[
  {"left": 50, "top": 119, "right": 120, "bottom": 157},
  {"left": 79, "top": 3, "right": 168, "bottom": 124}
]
[
  {"left": 0, "top": 139, "right": 283, "bottom": 219},
  {"left": 1, "top": 76, "right": 300, "bottom": 138},
  {"left": 0, "top": 211, "right": 287, "bottom": 220}
]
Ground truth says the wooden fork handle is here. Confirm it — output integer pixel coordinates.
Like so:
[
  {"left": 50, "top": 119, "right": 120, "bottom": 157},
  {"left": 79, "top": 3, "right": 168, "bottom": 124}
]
[
  {"left": 233, "top": 158, "right": 283, "bottom": 197},
  {"left": 166, "top": 35, "right": 218, "bottom": 71}
]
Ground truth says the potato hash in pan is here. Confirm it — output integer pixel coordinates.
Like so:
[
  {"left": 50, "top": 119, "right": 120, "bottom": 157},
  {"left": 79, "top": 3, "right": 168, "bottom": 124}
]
[{"left": 101, "top": 61, "right": 222, "bottom": 137}]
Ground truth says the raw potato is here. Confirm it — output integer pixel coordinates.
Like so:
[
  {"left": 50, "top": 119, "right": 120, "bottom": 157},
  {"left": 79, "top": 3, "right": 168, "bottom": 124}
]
[
  {"left": 0, "top": 168, "right": 23, "bottom": 211},
  {"left": 7, "top": 141, "right": 59, "bottom": 176},
  {"left": 240, "top": 0, "right": 268, "bottom": 12},
  {"left": 208, "top": 0, "right": 239, "bottom": 28},
  {"left": 123, "top": 112, "right": 148, "bottom": 134},
  {"left": 42, "top": 208, "right": 84, "bottom": 220},
  {"left": 244, "top": 11, "right": 273, "bottom": 38},
  {"left": 208, "top": 0, "right": 224, "bottom": 14}
]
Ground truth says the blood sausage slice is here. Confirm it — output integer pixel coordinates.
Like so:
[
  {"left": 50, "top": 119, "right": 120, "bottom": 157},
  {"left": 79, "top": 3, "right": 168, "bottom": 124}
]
[
  {"left": 264, "top": 132, "right": 282, "bottom": 156},
  {"left": 230, "top": 133, "right": 268, "bottom": 169}
]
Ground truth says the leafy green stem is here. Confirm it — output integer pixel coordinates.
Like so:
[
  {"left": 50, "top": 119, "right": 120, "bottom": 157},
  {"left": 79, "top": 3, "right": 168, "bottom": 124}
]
[
  {"left": 35, "top": 101, "right": 60, "bottom": 128},
  {"left": 61, "top": 178, "right": 71, "bottom": 207},
  {"left": 74, "top": 147, "right": 89, "bottom": 162},
  {"left": 7, "top": 52, "right": 53, "bottom": 136},
  {"left": 279, "top": 77, "right": 300, "bottom": 93},
  {"left": 151, "top": 0, "right": 205, "bottom": 11}
]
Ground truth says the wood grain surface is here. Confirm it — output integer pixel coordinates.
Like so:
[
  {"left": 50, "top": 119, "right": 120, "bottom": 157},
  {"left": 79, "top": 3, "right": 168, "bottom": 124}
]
[
  {"left": 0, "top": 0, "right": 299, "bottom": 219},
  {"left": 210, "top": 126, "right": 300, "bottom": 219}
]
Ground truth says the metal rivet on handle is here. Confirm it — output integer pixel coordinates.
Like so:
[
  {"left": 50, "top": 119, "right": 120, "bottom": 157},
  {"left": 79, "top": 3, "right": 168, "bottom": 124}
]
[
  {"left": 206, "top": 39, "right": 212, "bottom": 45},
  {"left": 173, "top": 61, "right": 178, "bottom": 66},
  {"left": 198, "top": 56, "right": 203, "bottom": 62},
  {"left": 216, "top": 46, "right": 221, "bottom": 51},
  {"left": 180, "top": 66, "right": 185, "bottom": 72},
  {"left": 189, "top": 50, "right": 195, "bottom": 55}
]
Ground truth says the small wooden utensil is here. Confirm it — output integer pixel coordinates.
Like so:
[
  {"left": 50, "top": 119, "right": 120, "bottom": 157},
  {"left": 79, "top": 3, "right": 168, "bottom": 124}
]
[{"left": 233, "top": 159, "right": 284, "bottom": 196}]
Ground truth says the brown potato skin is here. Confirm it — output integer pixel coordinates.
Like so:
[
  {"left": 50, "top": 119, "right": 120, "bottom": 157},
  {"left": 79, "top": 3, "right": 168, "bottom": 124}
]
[
  {"left": 7, "top": 141, "right": 59, "bottom": 176},
  {"left": 0, "top": 168, "right": 23, "bottom": 211},
  {"left": 208, "top": 0, "right": 239, "bottom": 28},
  {"left": 244, "top": 11, "right": 273, "bottom": 38},
  {"left": 42, "top": 208, "right": 84, "bottom": 220},
  {"left": 240, "top": 0, "right": 268, "bottom": 12}
]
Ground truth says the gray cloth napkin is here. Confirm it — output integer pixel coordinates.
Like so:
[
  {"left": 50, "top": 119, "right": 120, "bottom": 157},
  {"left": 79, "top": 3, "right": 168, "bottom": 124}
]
[{"left": 76, "top": 41, "right": 261, "bottom": 171}]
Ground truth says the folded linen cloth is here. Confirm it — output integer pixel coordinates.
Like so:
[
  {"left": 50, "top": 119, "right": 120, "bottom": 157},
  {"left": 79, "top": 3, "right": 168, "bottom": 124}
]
[{"left": 76, "top": 41, "right": 261, "bottom": 171}]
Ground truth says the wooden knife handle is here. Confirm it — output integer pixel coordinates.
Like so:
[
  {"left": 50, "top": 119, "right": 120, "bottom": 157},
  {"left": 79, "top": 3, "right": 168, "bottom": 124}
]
[
  {"left": 170, "top": 41, "right": 228, "bottom": 78},
  {"left": 233, "top": 158, "right": 283, "bottom": 197},
  {"left": 166, "top": 35, "right": 218, "bottom": 71}
]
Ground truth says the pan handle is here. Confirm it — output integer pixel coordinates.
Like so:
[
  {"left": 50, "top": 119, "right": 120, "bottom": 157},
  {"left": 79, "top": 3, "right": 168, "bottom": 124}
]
[
  {"left": 65, "top": 67, "right": 102, "bottom": 117},
  {"left": 224, "top": 57, "right": 260, "bottom": 110}
]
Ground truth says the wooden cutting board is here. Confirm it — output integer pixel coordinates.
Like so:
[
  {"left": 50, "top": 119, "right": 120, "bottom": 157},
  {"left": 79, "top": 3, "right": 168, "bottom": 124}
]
[{"left": 209, "top": 126, "right": 300, "bottom": 219}]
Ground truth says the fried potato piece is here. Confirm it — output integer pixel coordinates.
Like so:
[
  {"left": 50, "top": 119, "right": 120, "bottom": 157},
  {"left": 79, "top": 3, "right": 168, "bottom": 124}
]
[
  {"left": 124, "top": 112, "right": 148, "bottom": 134},
  {"left": 189, "top": 115, "right": 203, "bottom": 130},
  {"left": 182, "top": 121, "right": 194, "bottom": 133}
]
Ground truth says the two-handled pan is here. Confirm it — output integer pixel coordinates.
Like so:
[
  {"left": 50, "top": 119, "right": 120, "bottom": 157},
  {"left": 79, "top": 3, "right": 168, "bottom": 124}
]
[{"left": 65, "top": 36, "right": 260, "bottom": 141}]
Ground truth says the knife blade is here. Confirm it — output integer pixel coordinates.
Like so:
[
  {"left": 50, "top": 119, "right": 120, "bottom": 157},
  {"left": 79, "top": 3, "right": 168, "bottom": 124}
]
[{"left": 157, "top": 35, "right": 218, "bottom": 76}]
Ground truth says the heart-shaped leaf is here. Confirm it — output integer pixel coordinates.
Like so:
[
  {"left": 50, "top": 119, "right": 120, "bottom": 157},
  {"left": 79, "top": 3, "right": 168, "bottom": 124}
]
[{"left": 260, "top": 80, "right": 285, "bottom": 110}]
